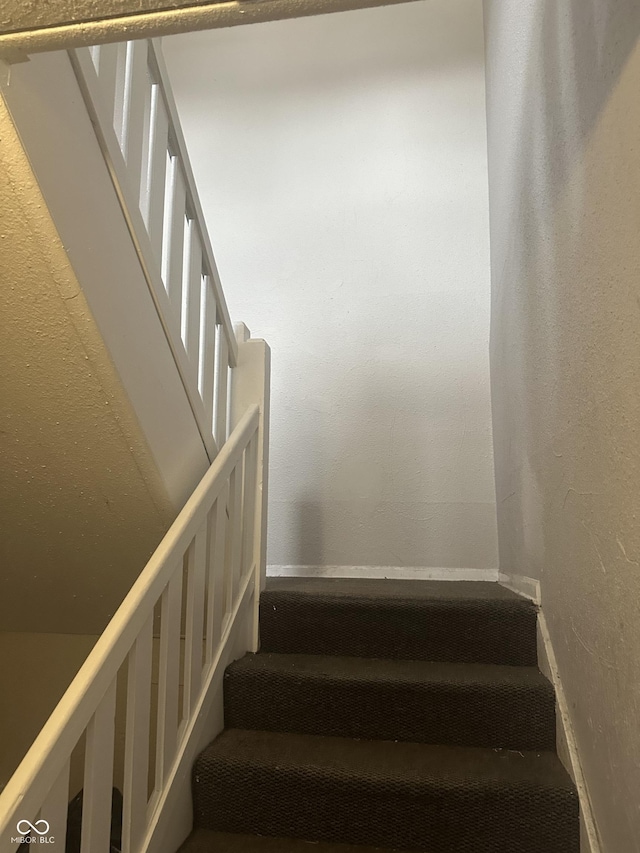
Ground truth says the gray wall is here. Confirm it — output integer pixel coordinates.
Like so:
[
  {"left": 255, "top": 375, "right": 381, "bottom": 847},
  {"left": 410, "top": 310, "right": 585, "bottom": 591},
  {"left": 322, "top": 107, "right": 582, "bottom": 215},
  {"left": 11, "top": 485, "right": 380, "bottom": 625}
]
[
  {"left": 164, "top": 0, "right": 498, "bottom": 575},
  {"left": 484, "top": 2, "right": 640, "bottom": 850}
]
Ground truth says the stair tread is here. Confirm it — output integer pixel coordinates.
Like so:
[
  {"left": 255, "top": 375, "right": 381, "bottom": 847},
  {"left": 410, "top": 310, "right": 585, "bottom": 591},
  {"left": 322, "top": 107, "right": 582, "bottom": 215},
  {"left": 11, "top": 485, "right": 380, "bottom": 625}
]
[
  {"left": 180, "top": 829, "right": 409, "bottom": 853},
  {"left": 195, "top": 581, "right": 576, "bottom": 852},
  {"left": 225, "top": 652, "right": 556, "bottom": 751},
  {"left": 260, "top": 579, "right": 538, "bottom": 666},
  {"left": 198, "top": 728, "right": 573, "bottom": 790},
  {"left": 265, "top": 577, "right": 527, "bottom": 603},
  {"left": 228, "top": 652, "right": 550, "bottom": 688}
]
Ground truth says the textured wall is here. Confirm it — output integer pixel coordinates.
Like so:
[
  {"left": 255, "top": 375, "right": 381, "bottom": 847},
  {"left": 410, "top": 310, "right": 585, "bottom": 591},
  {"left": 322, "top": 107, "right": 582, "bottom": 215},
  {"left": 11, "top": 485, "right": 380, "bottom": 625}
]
[
  {"left": 484, "top": 2, "right": 640, "bottom": 849},
  {"left": 0, "top": 633, "right": 98, "bottom": 787},
  {"left": 0, "top": 0, "right": 422, "bottom": 53},
  {"left": 0, "top": 0, "right": 416, "bottom": 31},
  {"left": 0, "top": 93, "right": 175, "bottom": 634},
  {"left": 163, "top": 0, "right": 498, "bottom": 573}
]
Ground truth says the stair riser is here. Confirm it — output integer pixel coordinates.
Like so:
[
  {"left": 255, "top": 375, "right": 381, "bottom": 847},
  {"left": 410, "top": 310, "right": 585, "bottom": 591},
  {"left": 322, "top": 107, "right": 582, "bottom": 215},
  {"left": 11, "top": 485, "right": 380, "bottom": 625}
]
[
  {"left": 260, "top": 595, "right": 538, "bottom": 666},
  {"left": 224, "top": 671, "right": 556, "bottom": 751},
  {"left": 193, "top": 764, "right": 579, "bottom": 853}
]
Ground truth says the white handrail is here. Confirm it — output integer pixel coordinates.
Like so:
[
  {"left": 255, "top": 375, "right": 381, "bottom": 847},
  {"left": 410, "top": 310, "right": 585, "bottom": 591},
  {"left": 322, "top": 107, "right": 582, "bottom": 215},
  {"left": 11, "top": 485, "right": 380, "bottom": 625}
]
[
  {"left": 68, "top": 38, "right": 237, "bottom": 459},
  {"left": 0, "top": 405, "right": 261, "bottom": 853}
]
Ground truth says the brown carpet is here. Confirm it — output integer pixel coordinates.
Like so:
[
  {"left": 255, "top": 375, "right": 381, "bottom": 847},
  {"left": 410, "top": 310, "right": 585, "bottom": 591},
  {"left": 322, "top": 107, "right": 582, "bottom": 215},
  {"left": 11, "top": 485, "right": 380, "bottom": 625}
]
[
  {"left": 259, "top": 579, "right": 538, "bottom": 665},
  {"left": 224, "top": 652, "right": 556, "bottom": 750},
  {"left": 185, "top": 578, "right": 578, "bottom": 853},
  {"left": 180, "top": 829, "right": 412, "bottom": 852}
]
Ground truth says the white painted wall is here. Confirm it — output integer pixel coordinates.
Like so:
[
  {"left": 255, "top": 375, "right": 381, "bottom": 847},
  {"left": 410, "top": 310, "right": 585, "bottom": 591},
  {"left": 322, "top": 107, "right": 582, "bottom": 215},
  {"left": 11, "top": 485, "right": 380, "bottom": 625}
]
[
  {"left": 1, "top": 51, "right": 210, "bottom": 513},
  {"left": 484, "top": 1, "right": 640, "bottom": 849},
  {"left": 163, "top": 0, "right": 498, "bottom": 574}
]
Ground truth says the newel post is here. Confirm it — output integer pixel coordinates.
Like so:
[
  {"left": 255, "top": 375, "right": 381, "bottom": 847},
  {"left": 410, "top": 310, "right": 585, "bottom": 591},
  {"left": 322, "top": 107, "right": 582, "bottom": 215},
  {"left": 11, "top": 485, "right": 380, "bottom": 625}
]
[{"left": 230, "top": 323, "right": 271, "bottom": 651}]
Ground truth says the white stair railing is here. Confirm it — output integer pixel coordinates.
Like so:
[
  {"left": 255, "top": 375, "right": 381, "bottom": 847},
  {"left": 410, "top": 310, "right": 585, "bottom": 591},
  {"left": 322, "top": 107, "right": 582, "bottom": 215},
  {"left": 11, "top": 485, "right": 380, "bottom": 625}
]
[
  {"left": 69, "top": 38, "right": 237, "bottom": 458},
  {"left": 0, "top": 403, "right": 265, "bottom": 853},
  {"left": 0, "top": 37, "right": 272, "bottom": 852}
]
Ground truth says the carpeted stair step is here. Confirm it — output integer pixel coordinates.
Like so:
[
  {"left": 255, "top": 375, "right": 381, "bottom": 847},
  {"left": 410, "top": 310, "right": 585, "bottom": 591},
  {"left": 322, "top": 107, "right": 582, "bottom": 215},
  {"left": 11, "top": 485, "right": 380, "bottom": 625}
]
[
  {"left": 224, "top": 652, "right": 556, "bottom": 751},
  {"left": 192, "top": 729, "right": 579, "bottom": 853},
  {"left": 260, "top": 578, "right": 538, "bottom": 666},
  {"left": 179, "top": 829, "right": 411, "bottom": 852}
]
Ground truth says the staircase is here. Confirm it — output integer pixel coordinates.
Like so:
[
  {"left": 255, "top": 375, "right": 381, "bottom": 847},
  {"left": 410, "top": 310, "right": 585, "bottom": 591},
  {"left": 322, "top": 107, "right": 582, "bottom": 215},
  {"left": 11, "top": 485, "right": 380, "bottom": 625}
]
[
  {"left": 179, "top": 578, "right": 579, "bottom": 853},
  {"left": 0, "top": 29, "right": 580, "bottom": 853}
]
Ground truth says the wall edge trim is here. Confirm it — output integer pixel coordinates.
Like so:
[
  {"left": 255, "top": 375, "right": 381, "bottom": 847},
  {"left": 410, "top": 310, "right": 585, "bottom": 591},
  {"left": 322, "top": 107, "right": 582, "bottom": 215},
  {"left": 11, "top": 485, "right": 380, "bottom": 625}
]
[
  {"left": 267, "top": 565, "right": 500, "bottom": 581},
  {"left": 498, "top": 571, "right": 541, "bottom": 603},
  {"left": 537, "top": 611, "right": 602, "bottom": 853}
]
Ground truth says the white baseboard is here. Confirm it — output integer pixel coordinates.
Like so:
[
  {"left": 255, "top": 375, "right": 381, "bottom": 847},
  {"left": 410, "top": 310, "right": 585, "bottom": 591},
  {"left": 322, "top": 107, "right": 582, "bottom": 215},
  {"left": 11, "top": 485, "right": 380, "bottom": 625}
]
[
  {"left": 537, "top": 612, "right": 602, "bottom": 853},
  {"left": 498, "top": 571, "right": 541, "bottom": 603},
  {"left": 267, "top": 565, "right": 499, "bottom": 582}
]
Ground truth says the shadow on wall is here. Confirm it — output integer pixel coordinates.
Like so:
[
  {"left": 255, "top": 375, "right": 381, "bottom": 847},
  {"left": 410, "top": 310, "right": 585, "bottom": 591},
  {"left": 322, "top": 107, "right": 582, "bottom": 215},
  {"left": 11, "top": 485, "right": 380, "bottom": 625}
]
[
  {"left": 295, "top": 496, "right": 324, "bottom": 570},
  {"left": 489, "top": 0, "right": 640, "bottom": 572},
  {"left": 291, "top": 365, "right": 496, "bottom": 571}
]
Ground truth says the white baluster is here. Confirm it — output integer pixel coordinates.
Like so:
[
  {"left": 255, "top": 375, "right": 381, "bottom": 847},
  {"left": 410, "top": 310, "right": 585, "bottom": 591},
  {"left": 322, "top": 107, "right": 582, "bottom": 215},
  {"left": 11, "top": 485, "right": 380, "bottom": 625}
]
[
  {"left": 141, "top": 85, "right": 169, "bottom": 258},
  {"left": 119, "top": 40, "right": 150, "bottom": 204},
  {"left": 122, "top": 614, "right": 153, "bottom": 853},
  {"left": 95, "top": 43, "right": 120, "bottom": 123},
  {"left": 155, "top": 569, "right": 182, "bottom": 791},
  {"left": 80, "top": 679, "right": 117, "bottom": 853},
  {"left": 112, "top": 42, "right": 129, "bottom": 151},
  {"left": 203, "top": 500, "right": 217, "bottom": 665},
  {"left": 234, "top": 456, "right": 246, "bottom": 597},
  {"left": 227, "top": 460, "right": 244, "bottom": 603},
  {"left": 183, "top": 218, "right": 203, "bottom": 382},
  {"left": 207, "top": 487, "right": 228, "bottom": 661},
  {"left": 40, "top": 759, "right": 70, "bottom": 849},
  {"left": 89, "top": 44, "right": 101, "bottom": 71},
  {"left": 200, "top": 279, "right": 217, "bottom": 435},
  {"left": 215, "top": 331, "right": 229, "bottom": 448},
  {"left": 241, "top": 434, "right": 258, "bottom": 580},
  {"left": 162, "top": 156, "right": 187, "bottom": 318},
  {"left": 224, "top": 467, "right": 239, "bottom": 619},
  {"left": 183, "top": 527, "right": 207, "bottom": 718}
]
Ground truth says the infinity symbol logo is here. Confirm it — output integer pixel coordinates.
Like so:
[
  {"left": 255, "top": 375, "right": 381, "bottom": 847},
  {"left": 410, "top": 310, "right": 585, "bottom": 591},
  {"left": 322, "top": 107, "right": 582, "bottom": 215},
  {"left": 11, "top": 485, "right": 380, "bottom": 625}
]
[{"left": 16, "top": 819, "right": 50, "bottom": 835}]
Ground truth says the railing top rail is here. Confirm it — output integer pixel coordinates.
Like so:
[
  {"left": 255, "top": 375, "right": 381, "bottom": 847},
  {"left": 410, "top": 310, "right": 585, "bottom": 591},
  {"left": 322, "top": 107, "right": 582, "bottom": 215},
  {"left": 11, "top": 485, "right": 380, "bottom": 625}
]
[
  {"left": 147, "top": 39, "right": 237, "bottom": 367},
  {"left": 0, "top": 404, "right": 259, "bottom": 833}
]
